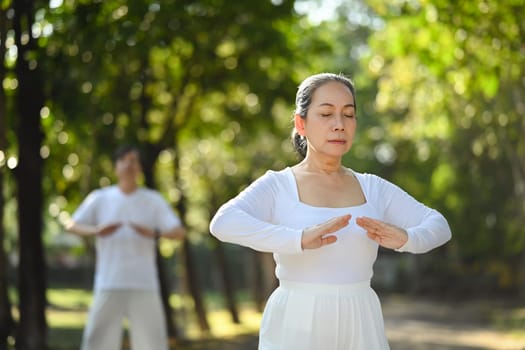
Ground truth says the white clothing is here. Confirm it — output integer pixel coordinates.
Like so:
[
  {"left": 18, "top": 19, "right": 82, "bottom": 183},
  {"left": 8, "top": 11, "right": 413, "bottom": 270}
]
[
  {"left": 81, "top": 290, "right": 168, "bottom": 350},
  {"left": 210, "top": 167, "right": 451, "bottom": 284},
  {"left": 73, "top": 185, "right": 180, "bottom": 350},
  {"left": 209, "top": 167, "right": 451, "bottom": 349},
  {"left": 260, "top": 280, "right": 389, "bottom": 350},
  {"left": 73, "top": 185, "right": 181, "bottom": 291}
]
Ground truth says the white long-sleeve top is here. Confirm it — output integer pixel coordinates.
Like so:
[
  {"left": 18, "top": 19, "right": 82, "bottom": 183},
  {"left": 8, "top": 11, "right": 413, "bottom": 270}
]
[{"left": 210, "top": 167, "right": 451, "bottom": 284}]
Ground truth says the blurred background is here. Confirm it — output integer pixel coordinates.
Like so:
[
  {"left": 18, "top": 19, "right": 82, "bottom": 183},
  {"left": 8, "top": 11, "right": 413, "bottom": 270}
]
[{"left": 1, "top": 0, "right": 524, "bottom": 349}]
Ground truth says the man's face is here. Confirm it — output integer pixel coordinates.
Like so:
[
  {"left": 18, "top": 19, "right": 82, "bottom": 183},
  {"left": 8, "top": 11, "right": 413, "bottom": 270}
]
[{"left": 115, "top": 150, "right": 142, "bottom": 182}]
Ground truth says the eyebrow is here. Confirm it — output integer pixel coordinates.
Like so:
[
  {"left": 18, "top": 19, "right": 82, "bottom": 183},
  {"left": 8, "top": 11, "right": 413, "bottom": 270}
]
[{"left": 317, "top": 103, "right": 355, "bottom": 108}]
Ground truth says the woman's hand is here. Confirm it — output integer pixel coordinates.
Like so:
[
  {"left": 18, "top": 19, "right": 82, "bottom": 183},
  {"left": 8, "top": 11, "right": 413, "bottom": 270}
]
[
  {"left": 301, "top": 214, "right": 351, "bottom": 250},
  {"left": 356, "top": 216, "right": 408, "bottom": 249}
]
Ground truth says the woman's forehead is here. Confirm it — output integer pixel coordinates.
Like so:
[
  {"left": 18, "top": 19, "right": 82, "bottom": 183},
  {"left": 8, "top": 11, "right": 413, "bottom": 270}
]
[{"left": 312, "top": 82, "right": 355, "bottom": 105}]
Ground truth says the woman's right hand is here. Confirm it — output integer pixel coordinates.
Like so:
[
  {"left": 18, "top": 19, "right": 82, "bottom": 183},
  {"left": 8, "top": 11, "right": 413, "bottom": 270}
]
[{"left": 301, "top": 214, "right": 351, "bottom": 250}]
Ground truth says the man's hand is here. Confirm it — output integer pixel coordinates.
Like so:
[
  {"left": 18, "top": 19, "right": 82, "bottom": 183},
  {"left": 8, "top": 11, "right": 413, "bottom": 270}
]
[
  {"left": 96, "top": 223, "right": 122, "bottom": 237},
  {"left": 130, "top": 223, "right": 156, "bottom": 239},
  {"left": 356, "top": 216, "right": 408, "bottom": 250},
  {"left": 301, "top": 214, "right": 351, "bottom": 250}
]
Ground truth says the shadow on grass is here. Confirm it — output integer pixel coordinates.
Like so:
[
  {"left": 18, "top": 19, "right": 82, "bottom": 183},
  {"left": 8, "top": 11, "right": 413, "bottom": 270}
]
[
  {"left": 48, "top": 327, "right": 83, "bottom": 350},
  {"left": 46, "top": 288, "right": 262, "bottom": 350},
  {"left": 45, "top": 289, "right": 525, "bottom": 350},
  {"left": 175, "top": 334, "right": 258, "bottom": 350},
  {"left": 388, "top": 341, "right": 489, "bottom": 350},
  {"left": 47, "top": 326, "right": 258, "bottom": 350}
]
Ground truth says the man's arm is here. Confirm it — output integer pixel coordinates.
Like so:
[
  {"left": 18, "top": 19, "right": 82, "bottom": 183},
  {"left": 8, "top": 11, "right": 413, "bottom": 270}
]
[
  {"left": 159, "top": 225, "right": 186, "bottom": 240},
  {"left": 130, "top": 223, "right": 186, "bottom": 240},
  {"left": 65, "top": 220, "right": 121, "bottom": 237}
]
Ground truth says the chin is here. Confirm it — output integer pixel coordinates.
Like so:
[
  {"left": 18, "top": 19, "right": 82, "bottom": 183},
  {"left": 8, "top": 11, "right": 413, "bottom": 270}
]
[{"left": 323, "top": 152, "right": 349, "bottom": 159}]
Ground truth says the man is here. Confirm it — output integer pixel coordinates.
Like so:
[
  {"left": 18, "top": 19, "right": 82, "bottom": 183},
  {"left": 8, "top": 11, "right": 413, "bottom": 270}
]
[{"left": 66, "top": 145, "right": 185, "bottom": 350}]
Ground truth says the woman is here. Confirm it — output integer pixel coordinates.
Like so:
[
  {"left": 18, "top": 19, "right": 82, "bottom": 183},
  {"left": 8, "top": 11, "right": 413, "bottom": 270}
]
[{"left": 210, "top": 73, "right": 451, "bottom": 349}]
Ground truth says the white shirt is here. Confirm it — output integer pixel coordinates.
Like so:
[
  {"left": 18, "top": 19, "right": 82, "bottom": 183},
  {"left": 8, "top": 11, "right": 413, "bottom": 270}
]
[
  {"left": 72, "top": 186, "right": 181, "bottom": 291},
  {"left": 210, "top": 167, "right": 451, "bottom": 284}
]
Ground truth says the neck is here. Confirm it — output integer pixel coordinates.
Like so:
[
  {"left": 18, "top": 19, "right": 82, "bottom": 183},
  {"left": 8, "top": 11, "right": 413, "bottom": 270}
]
[
  {"left": 118, "top": 180, "right": 138, "bottom": 194},
  {"left": 300, "top": 153, "right": 343, "bottom": 175}
]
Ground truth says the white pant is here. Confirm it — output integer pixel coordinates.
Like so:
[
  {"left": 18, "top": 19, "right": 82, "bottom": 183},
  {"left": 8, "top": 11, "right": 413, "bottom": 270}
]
[{"left": 81, "top": 289, "right": 169, "bottom": 350}]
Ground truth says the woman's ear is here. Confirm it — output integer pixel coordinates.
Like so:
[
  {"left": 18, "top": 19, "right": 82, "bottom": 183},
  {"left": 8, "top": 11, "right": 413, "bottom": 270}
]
[{"left": 294, "top": 114, "right": 306, "bottom": 137}]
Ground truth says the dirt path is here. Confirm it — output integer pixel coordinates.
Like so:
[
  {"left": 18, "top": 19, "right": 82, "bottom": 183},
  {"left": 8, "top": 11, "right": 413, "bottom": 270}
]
[
  {"left": 383, "top": 295, "right": 525, "bottom": 350},
  {"left": 180, "top": 296, "right": 525, "bottom": 350}
]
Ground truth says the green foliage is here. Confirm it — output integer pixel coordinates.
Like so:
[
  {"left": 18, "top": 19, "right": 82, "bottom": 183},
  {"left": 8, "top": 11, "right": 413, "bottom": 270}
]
[
  {"left": 365, "top": 0, "right": 525, "bottom": 291},
  {"left": 33, "top": 0, "right": 302, "bottom": 238},
  {"left": 3, "top": 0, "right": 524, "bottom": 297}
]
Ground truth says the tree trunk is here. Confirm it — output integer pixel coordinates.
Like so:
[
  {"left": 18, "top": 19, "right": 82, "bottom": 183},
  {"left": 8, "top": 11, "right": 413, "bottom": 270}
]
[
  {"left": 251, "top": 251, "right": 265, "bottom": 312},
  {"left": 213, "top": 241, "right": 240, "bottom": 324},
  {"left": 0, "top": 170, "right": 13, "bottom": 350},
  {"left": 155, "top": 247, "right": 180, "bottom": 339},
  {"left": 13, "top": 0, "right": 47, "bottom": 349},
  {"left": 0, "top": 5, "right": 15, "bottom": 349},
  {"left": 260, "top": 253, "right": 278, "bottom": 300},
  {"left": 0, "top": 175, "right": 13, "bottom": 350},
  {"left": 251, "top": 252, "right": 277, "bottom": 312},
  {"left": 140, "top": 144, "right": 180, "bottom": 340},
  {"left": 182, "top": 238, "right": 209, "bottom": 331},
  {"left": 172, "top": 146, "right": 209, "bottom": 332},
  {"left": 209, "top": 193, "right": 240, "bottom": 324}
]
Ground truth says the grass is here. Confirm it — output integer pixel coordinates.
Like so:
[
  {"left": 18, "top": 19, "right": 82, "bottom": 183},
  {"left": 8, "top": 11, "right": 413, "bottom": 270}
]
[
  {"left": 493, "top": 306, "right": 525, "bottom": 334},
  {"left": 43, "top": 288, "right": 261, "bottom": 350},
  {"left": 9, "top": 288, "right": 525, "bottom": 350}
]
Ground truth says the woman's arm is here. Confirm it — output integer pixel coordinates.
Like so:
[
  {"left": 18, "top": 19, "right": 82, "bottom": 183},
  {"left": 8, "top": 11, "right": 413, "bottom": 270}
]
[
  {"left": 210, "top": 171, "right": 349, "bottom": 254},
  {"left": 359, "top": 175, "right": 451, "bottom": 254},
  {"left": 210, "top": 171, "right": 304, "bottom": 254}
]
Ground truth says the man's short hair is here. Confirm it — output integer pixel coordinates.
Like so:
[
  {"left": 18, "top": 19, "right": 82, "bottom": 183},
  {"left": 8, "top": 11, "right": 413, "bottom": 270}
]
[{"left": 112, "top": 144, "right": 142, "bottom": 164}]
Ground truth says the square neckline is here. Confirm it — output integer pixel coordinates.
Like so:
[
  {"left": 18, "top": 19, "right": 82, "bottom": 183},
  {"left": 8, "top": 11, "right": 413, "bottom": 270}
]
[{"left": 284, "top": 167, "right": 368, "bottom": 210}]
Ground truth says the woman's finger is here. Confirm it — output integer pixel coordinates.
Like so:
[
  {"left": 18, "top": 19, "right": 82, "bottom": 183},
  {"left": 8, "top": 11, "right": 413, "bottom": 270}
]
[
  {"left": 356, "top": 217, "right": 385, "bottom": 233},
  {"left": 322, "top": 235, "right": 337, "bottom": 245},
  {"left": 323, "top": 215, "right": 351, "bottom": 234}
]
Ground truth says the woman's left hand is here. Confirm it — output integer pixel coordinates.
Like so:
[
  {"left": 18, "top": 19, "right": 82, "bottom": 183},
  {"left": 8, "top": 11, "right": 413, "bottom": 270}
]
[{"left": 356, "top": 216, "right": 408, "bottom": 250}]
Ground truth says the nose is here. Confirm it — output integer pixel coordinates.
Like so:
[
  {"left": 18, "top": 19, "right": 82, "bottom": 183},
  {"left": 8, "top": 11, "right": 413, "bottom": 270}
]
[{"left": 333, "top": 114, "right": 345, "bottom": 131}]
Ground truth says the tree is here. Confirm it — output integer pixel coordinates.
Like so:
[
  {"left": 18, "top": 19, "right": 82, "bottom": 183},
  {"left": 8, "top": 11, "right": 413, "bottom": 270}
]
[
  {"left": 364, "top": 0, "right": 525, "bottom": 293},
  {"left": 0, "top": 2, "right": 15, "bottom": 348},
  {"left": 13, "top": 0, "right": 48, "bottom": 347},
  {"left": 41, "top": 0, "right": 311, "bottom": 336}
]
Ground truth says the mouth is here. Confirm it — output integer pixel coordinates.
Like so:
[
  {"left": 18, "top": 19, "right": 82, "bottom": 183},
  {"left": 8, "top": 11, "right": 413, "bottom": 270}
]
[{"left": 327, "top": 139, "right": 347, "bottom": 145}]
